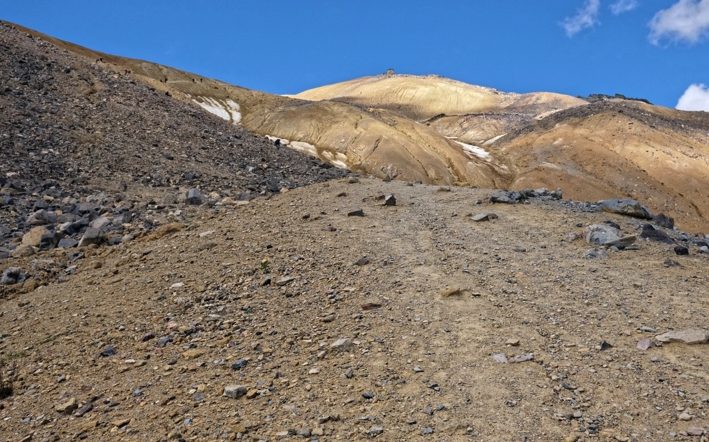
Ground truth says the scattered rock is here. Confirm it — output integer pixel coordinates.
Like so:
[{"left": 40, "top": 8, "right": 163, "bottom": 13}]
[
  {"left": 584, "top": 248, "right": 608, "bottom": 259},
  {"left": 347, "top": 209, "right": 365, "bottom": 217},
  {"left": 185, "top": 188, "right": 204, "bottom": 205},
  {"left": 383, "top": 194, "right": 396, "bottom": 206},
  {"left": 1, "top": 267, "right": 26, "bottom": 285},
  {"left": 585, "top": 224, "right": 621, "bottom": 245},
  {"left": 22, "top": 226, "right": 56, "bottom": 249},
  {"left": 471, "top": 212, "right": 498, "bottom": 222},
  {"left": 655, "top": 329, "right": 709, "bottom": 345},
  {"left": 330, "top": 338, "right": 353, "bottom": 352},
  {"left": 354, "top": 256, "right": 370, "bottom": 266},
  {"left": 636, "top": 339, "right": 653, "bottom": 351},
  {"left": 640, "top": 224, "right": 673, "bottom": 243},
  {"left": 231, "top": 359, "right": 248, "bottom": 371},
  {"left": 276, "top": 276, "right": 295, "bottom": 286},
  {"left": 674, "top": 246, "right": 689, "bottom": 256},
  {"left": 652, "top": 213, "right": 674, "bottom": 229},
  {"left": 223, "top": 385, "right": 247, "bottom": 399},
  {"left": 490, "top": 190, "right": 525, "bottom": 204},
  {"left": 686, "top": 427, "right": 705, "bottom": 436},
  {"left": 366, "top": 425, "right": 384, "bottom": 438},
  {"left": 100, "top": 345, "right": 117, "bottom": 357},
  {"left": 54, "top": 397, "right": 78, "bottom": 414},
  {"left": 598, "top": 198, "right": 652, "bottom": 219},
  {"left": 78, "top": 227, "right": 104, "bottom": 247}
]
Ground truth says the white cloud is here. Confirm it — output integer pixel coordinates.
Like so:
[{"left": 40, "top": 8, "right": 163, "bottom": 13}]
[
  {"left": 563, "top": 0, "right": 602, "bottom": 36},
  {"left": 649, "top": 0, "right": 709, "bottom": 44},
  {"left": 610, "top": 0, "right": 639, "bottom": 15},
  {"left": 676, "top": 83, "right": 709, "bottom": 111}
]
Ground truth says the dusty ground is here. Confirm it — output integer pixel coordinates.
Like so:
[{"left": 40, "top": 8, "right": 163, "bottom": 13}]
[{"left": 1, "top": 178, "right": 707, "bottom": 441}]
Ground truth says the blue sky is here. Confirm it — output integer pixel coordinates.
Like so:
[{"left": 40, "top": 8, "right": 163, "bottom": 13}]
[{"left": 1, "top": 0, "right": 708, "bottom": 108}]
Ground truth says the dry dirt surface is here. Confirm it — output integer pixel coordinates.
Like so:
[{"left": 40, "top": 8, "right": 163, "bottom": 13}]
[{"left": 1, "top": 178, "right": 707, "bottom": 441}]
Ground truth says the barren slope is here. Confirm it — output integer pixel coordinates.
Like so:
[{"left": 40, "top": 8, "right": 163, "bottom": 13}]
[
  {"left": 1, "top": 179, "right": 707, "bottom": 441},
  {"left": 493, "top": 101, "right": 709, "bottom": 233},
  {"left": 5, "top": 21, "right": 708, "bottom": 231}
]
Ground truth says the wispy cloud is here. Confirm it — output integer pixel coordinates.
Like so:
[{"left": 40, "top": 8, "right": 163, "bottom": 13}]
[
  {"left": 610, "top": 0, "right": 639, "bottom": 15},
  {"left": 562, "top": 0, "right": 602, "bottom": 36},
  {"left": 649, "top": 0, "right": 709, "bottom": 44},
  {"left": 676, "top": 83, "right": 709, "bottom": 111}
]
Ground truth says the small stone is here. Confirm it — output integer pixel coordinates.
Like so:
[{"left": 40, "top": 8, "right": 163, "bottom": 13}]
[
  {"left": 656, "top": 329, "right": 709, "bottom": 345},
  {"left": 347, "top": 209, "right": 365, "bottom": 217},
  {"left": 678, "top": 412, "right": 693, "bottom": 421},
  {"left": 362, "top": 391, "right": 375, "bottom": 399},
  {"left": 413, "top": 366, "right": 424, "bottom": 373},
  {"left": 674, "top": 246, "right": 689, "bottom": 256},
  {"left": 471, "top": 212, "right": 498, "bottom": 222},
  {"left": 598, "top": 340, "right": 613, "bottom": 351},
  {"left": 636, "top": 339, "right": 652, "bottom": 351},
  {"left": 687, "top": 427, "right": 705, "bottom": 436},
  {"left": 58, "top": 237, "right": 79, "bottom": 249},
  {"left": 492, "top": 353, "right": 508, "bottom": 363},
  {"left": 509, "top": 353, "right": 534, "bottom": 363},
  {"left": 231, "top": 358, "right": 248, "bottom": 370},
  {"left": 245, "top": 389, "right": 259, "bottom": 399},
  {"left": 89, "top": 216, "right": 112, "bottom": 231},
  {"left": 100, "top": 345, "right": 117, "bottom": 357},
  {"left": 330, "top": 338, "right": 353, "bottom": 352},
  {"left": 22, "top": 226, "right": 56, "bottom": 249},
  {"left": 366, "top": 425, "right": 384, "bottom": 437},
  {"left": 111, "top": 418, "right": 131, "bottom": 428},
  {"left": 223, "top": 385, "right": 247, "bottom": 399},
  {"left": 181, "top": 348, "right": 206, "bottom": 359},
  {"left": 276, "top": 276, "right": 295, "bottom": 286},
  {"left": 55, "top": 398, "right": 78, "bottom": 414},
  {"left": 157, "top": 336, "right": 173, "bottom": 347},
  {"left": 383, "top": 194, "right": 396, "bottom": 206},
  {"left": 354, "top": 256, "right": 370, "bottom": 266},
  {"left": 421, "top": 427, "right": 434, "bottom": 435},
  {"left": 505, "top": 338, "right": 520, "bottom": 346},
  {"left": 186, "top": 188, "right": 203, "bottom": 205}
]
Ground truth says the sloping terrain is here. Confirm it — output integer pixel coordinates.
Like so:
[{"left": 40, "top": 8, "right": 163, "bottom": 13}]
[
  {"left": 6, "top": 21, "right": 709, "bottom": 231},
  {"left": 0, "top": 22, "right": 346, "bottom": 254},
  {"left": 1, "top": 178, "right": 707, "bottom": 441},
  {"left": 494, "top": 101, "right": 709, "bottom": 233}
]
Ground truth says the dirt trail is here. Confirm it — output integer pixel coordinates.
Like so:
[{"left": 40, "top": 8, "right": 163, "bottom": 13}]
[{"left": 1, "top": 178, "right": 707, "bottom": 441}]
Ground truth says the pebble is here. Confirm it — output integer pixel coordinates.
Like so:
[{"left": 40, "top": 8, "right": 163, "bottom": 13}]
[
  {"left": 367, "top": 425, "right": 383, "bottom": 437},
  {"left": 223, "top": 385, "right": 247, "bottom": 399},
  {"left": 330, "top": 338, "right": 353, "bottom": 352},
  {"left": 54, "top": 397, "right": 78, "bottom": 414},
  {"left": 471, "top": 212, "right": 498, "bottom": 222},
  {"left": 347, "top": 209, "right": 365, "bottom": 217},
  {"left": 231, "top": 358, "right": 248, "bottom": 370},
  {"left": 383, "top": 194, "right": 396, "bottom": 206}
]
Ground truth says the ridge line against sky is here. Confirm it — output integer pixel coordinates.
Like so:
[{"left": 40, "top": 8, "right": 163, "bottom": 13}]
[{"left": 1, "top": 0, "right": 708, "bottom": 110}]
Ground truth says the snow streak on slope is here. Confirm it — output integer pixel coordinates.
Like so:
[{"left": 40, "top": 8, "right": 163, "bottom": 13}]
[{"left": 193, "top": 97, "right": 242, "bottom": 124}]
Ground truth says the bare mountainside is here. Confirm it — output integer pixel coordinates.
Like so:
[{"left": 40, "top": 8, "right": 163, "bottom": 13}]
[{"left": 7, "top": 22, "right": 708, "bottom": 232}]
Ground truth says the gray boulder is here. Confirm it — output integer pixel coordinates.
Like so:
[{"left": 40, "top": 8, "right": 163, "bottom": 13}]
[
  {"left": 186, "top": 188, "right": 203, "bottom": 205},
  {"left": 78, "top": 227, "right": 104, "bottom": 247},
  {"left": 599, "top": 199, "right": 652, "bottom": 219},
  {"left": 1, "top": 267, "right": 26, "bottom": 285}
]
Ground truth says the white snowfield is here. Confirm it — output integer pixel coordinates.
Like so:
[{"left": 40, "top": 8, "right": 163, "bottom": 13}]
[
  {"left": 192, "top": 97, "right": 242, "bottom": 124},
  {"left": 265, "top": 136, "right": 349, "bottom": 170},
  {"left": 452, "top": 140, "right": 491, "bottom": 160}
]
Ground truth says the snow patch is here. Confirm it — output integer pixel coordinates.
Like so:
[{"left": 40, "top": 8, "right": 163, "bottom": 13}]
[
  {"left": 266, "top": 135, "right": 350, "bottom": 170},
  {"left": 193, "top": 97, "right": 242, "bottom": 124},
  {"left": 483, "top": 134, "right": 507, "bottom": 145},
  {"left": 453, "top": 140, "right": 491, "bottom": 160}
]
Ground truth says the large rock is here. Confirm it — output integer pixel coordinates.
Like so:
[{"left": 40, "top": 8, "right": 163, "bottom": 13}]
[
  {"left": 78, "top": 227, "right": 104, "bottom": 247},
  {"left": 1, "top": 267, "right": 26, "bottom": 285},
  {"left": 584, "top": 224, "right": 621, "bottom": 245},
  {"left": 598, "top": 199, "right": 652, "bottom": 219},
  {"left": 640, "top": 224, "right": 673, "bottom": 244},
  {"left": 656, "top": 329, "right": 709, "bottom": 345},
  {"left": 21, "top": 226, "right": 57, "bottom": 249},
  {"left": 26, "top": 209, "right": 57, "bottom": 226}
]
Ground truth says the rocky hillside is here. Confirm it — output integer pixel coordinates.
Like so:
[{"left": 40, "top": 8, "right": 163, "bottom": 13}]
[
  {"left": 6, "top": 21, "right": 708, "bottom": 232},
  {"left": 0, "top": 22, "right": 346, "bottom": 257}
]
